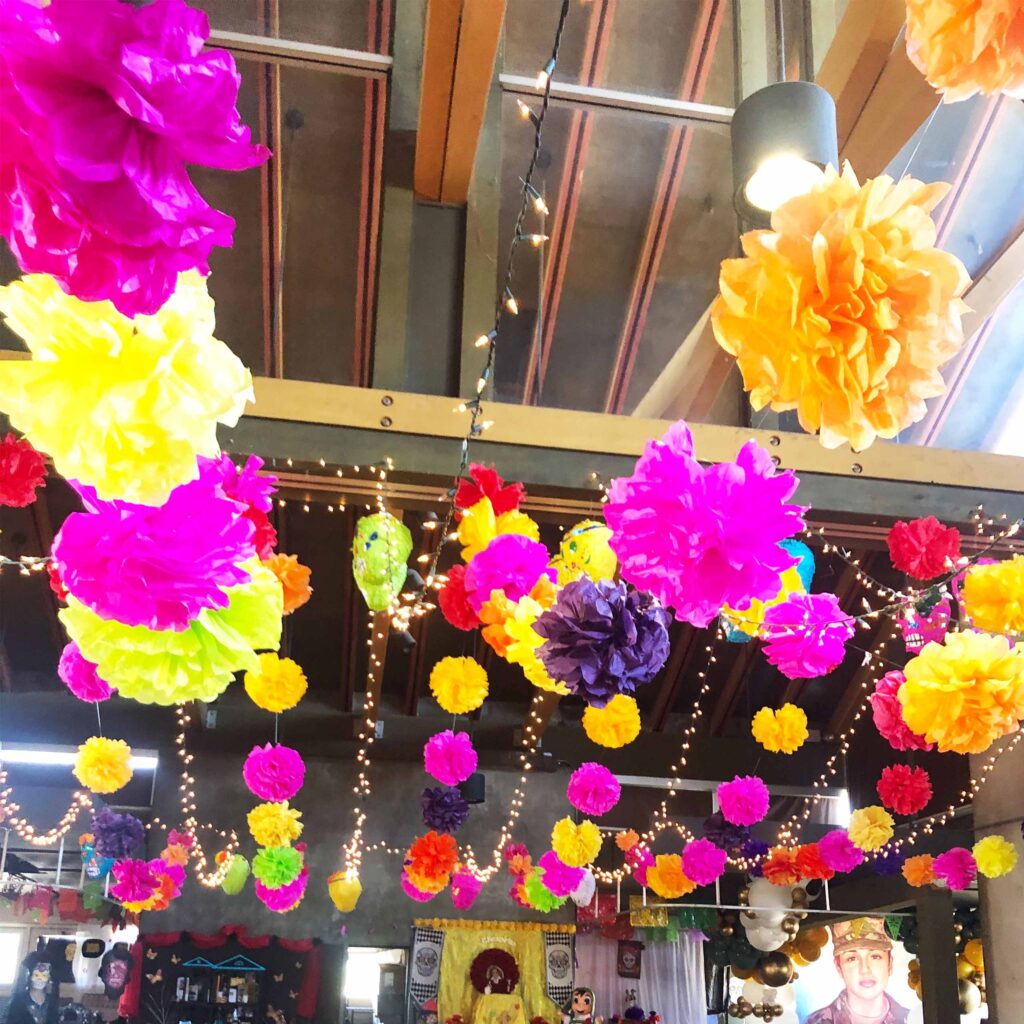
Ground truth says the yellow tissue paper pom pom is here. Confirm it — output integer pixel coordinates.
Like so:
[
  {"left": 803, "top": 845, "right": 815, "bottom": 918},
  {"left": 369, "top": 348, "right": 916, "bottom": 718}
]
[
  {"left": 751, "top": 703, "right": 808, "bottom": 754},
  {"left": 505, "top": 597, "right": 570, "bottom": 696},
  {"left": 244, "top": 653, "right": 308, "bottom": 713},
  {"left": 900, "top": 631, "right": 1024, "bottom": 754},
  {"left": 429, "top": 656, "right": 489, "bottom": 714},
  {"left": 848, "top": 806, "right": 894, "bottom": 852},
  {"left": 73, "top": 737, "right": 133, "bottom": 794},
  {"left": 0, "top": 272, "right": 252, "bottom": 504},
  {"left": 646, "top": 854, "right": 695, "bottom": 899},
  {"left": 552, "top": 817, "right": 602, "bottom": 867},
  {"left": 973, "top": 835, "right": 1018, "bottom": 879},
  {"left": 711, "top": 164, "right": 969, "bottom": 451},
  {"left": 582, "top": 694, "right": 641, "bottom": 748},
  {"left": 962, "top": 556, "right": 1024, "bottom": 634},
  {"left": 247, "top": 801, "right": 303, "bottom": 847},
  {"left": 62, "top": 560, "right": 282, "bottom": 706},
  {"left": 458, "top": 499, "right": 540, "bottom": 561}
]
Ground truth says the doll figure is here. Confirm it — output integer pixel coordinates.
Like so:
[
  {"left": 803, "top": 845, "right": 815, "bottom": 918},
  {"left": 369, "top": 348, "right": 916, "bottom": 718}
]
[{"left": 562, "top": 988, "right": 602, "bottom": 1024}]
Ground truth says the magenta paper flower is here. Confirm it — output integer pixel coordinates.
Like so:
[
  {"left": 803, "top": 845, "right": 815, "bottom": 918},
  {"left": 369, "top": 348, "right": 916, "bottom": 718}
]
[
  {"left": 0, "top": 0, "right": 269, "bottom": 316},
  {"left": 762, "top": 592, "right": 853, "bottom": 679},
  {"left": 537, "top": 850, "right": 585, "bottom": 898},
  {"left": 818, "top": 830, "right": 864, "bottom": 873},
  {"left": 208, "top": 454, "right": 276, "bottom": 514},
  {"left": 567, "top": 763, "right": 621, "bottom": 816},
  {"left": 401, "top": 870, "right": 437, "bottom": 903},
  {"left": 717, "top": 775, "right": 770, "bottom": 827},
  {"left": 53, "top": 461, "right": 256, "bottom": 632},
  {"left": 869, "top": 671, "right": 934, "bottom": 751},
  {"left": 682, "top": 838, "right": 727, "bottom": 886},
  {"left": 58, "top": 641, "right": 115, "bottom": 702},
  {"left": 464, "top": 534, "right": 556, "bottom": 613},
  {"left": 605, "top": 421, "right": 805, "bottom": 628},
  {"left": 626, "top": 844, "right": 654, "bottom": 886},
  {"left": 110, "top": 857, "right": 164, "bottom": 904},
  {"left": 256, "top": 866, "right": 308, "bottom": 913},
  {"left": 243, "top": 743, "right": 305, "bottom": 802},
  {"left": 451, "top": 869, "right": 483, "bottom": 910},
  {"left": 933, "top": 848, "right": 977, "bottom": 890},
  {"left": 423, "top": 730, "right": 478, "bottom": 786}
]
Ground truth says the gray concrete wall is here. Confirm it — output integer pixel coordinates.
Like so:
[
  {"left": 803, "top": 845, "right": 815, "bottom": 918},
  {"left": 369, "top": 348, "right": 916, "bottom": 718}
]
[
  {"left": 972, "top": 740, "right": 1024, "bottom": 1024},
  {"left": 145, "top": 752, "right": 573, "bottom": 944}
]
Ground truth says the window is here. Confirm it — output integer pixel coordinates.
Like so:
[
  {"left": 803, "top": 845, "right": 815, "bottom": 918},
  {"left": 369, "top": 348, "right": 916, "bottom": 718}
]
[{"left": 0, "top": 927, "right": 27, "bottom": 986}]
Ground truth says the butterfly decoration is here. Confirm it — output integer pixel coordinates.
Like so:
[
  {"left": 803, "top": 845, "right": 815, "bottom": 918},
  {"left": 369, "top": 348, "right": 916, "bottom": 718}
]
[
  {"left": 171, "top": 955, "right": 181, "bottom": 965},
  {"left": 273, "top": 974, "right": 284, "bottom": 983},
  {"left": 294, "top": 962, "right": 302, "bottom": 969},
  {"left": 146, "top": 970, "right": 163, "bottom": 984},
  {"left": 146, "top": 949, "right": 158, "bottom": 960},
  {"left": 289, "top": 991, "right": 298, "bottom": 1000}
]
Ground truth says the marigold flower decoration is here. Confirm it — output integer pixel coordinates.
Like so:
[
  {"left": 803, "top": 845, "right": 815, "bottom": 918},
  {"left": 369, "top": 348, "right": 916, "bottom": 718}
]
[
  {"left": 848, "top": 806, "right": 895, "bottom": 852},
  {"left": 582, "top": 694, "right": 641, "bottom": 749},
  {"left": 439, "top": 564, "right": 479, "bottom": 632},
  {"left": 428, "top": 657, "right": 489, "bottom": 714},
  {"left": 73, "top": 737, "right": 133, "bottom": 794},
  {"left": 876, "top": 764, "right": 932, "bottom": 816},
  {"left": 962, "top": 555, "right": 1024, "bottom": 635},
  {"left": 503, "top": 597, "right": 570, "bottom": 695},
  {"left": 972, "top": 835, "right": 1018, "bottom": 879},
  {"left": 244, "top": 653, "right": 308, "bottom": 713},
  {"left": 899, "top": 631, "right": 1024, "bottom": 754},
  {"left": 0, "top": 433, "right": 46, "bottom": 507},
  {"left": 247, "top": 801, "right": 303, "bottom": 848},
  {"left": 751, "top": 704, "right": 808, "bottom": 754},
  {"left": 902, "top": 853, "right": 936, "bottom": 888},
  {"left": 711, "top": 164, "right": 970, "bottom": 451},
  {"left": 905, "top": 0, "right": 1024, "bottom": 101},
  {"left": 887, "top": 516, "right": 961, "bottom": 580},
  {"left": 263, "top": 553, "right": 313, "bottom": 616},
  {"left": 762, "top": 846, "right": 802, "bottom": 887},
  {"left": 645, "top": 854, "right": 695, "bottom": 899},
  {"left": 551, "top": 817, "right": 602, "bottom": 868}
]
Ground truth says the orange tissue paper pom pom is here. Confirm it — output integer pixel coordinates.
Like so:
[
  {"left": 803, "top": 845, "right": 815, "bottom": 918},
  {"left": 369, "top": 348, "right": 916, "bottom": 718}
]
[
  {"left": 263, "top": 553, "right": 312, "bottom": 615},
  {"left": 645, "top": 854, "right": 695, "bottom": 899},
  {"left": 762, "top": 846, "right": 802, "bottom": 887},
  {"left": 405, "top": 831, "right": 459, "bottom": 887},
  {"left": 903, "top": 853, "right": 936, "bottom": 888},
  {"left": 616, "top": 829, "right": 640, "bottom": 853}
]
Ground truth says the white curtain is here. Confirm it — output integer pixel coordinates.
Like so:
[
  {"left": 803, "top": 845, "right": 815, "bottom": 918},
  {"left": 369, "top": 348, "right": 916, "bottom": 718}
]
[{"left": 574, "top": 932, "right": 705, "bottom": 1024}]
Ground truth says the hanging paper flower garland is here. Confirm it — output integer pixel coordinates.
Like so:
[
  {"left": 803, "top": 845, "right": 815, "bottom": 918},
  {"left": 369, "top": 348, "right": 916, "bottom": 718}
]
[
  {"left": 761, "top": 846, "right": 802, "bottom": 887},
  {"left": 402, "top": 870, "right": 437, "bottom": 903},
  {"left": 645, "top": 854, "right": 694, "bottom": 899},
  {"left": 873, "top": 848, "right": 906, "bottom": 878},
  {"left": 424, "top": 730, "right": 478, "bottom": 786},
  {"left": 457, "top": 497, "right": 539, "bottom": 561},
  {"left": 605, "top": 420, "right": 805, "bottom": 628},
  {"left": 717, "top": 776, "right": 770, "bottom": 827},
  {"left": 439, "top": 564, "right": 480, "bottom": 631},
  {"left": 682, "top": 838, "right": 727, "bottom": 886},
  {"left": 582, "top": 694, "right": 641, "bottom": 749},
  {"left": 73, "top": 737, "right": 133, "bottom": 794},
  {"left": 762, "top": 592, "right": 853, "bottom": 679},
  {"left": 450, "top": 869, "right": 484, "bottom": 910},
  {"left": 58, "top": 643, "right": 114, "bottom": 703},
  {"left": 899, "top": 631, "right": 1024, "bottom": 754},
  {"left": 902, "top": 854, "right": 936, "bottom": 887},
  {"left": 751, "top": 703, "right": 808, "bottom": 754},
  {"left": 263, "top": 553, "right": 313, "bottom": 616},
  {"left": 0, "top": 0, "right": 269, "bottom": 316},
  {"left": 464, "top": 534, "right": 555, "bottom": 612},
  {"left": 869, "top": 671, "right": 934, "bottom": 752},
  {"left": 110, "top": 857, "right": 180, "bottom": 912},
  {"left": 961, "top": 556, "right": 1024, "bottom": 634},
  {"left": 247, "top": 802, "right": 303, "bottom": 848},
  {"left": 711, "top": 165, "right": 970, "bottom": 451},
  {"left": 404, "top": 831, "right": 459, "bottom": 896},
  {"left": 877, "top": 764, "right": 932, "bottom": 816},
  {"left": 0, "top": 433, "right": 46, "bottom": 507},
  {"left": 536, "top": 851, "right": 585, "bottom": 898},
  {"left": 571, "top": 868, "right": 596, "bottom": 907},
  {"left": 522, "top": 869, "right": 566, "bottom": 912},
  {"left": 533, "top": 578, "right": 670, "bottom": 707},
  {"left": 795, "top": 843, "right": 834, "bottom": 882},
  {"left": 566, "top": 763, "right": 621, "bottom": 816},
  {"left": 243, "top": 744, "right": 306, "bottom": 802},
  {"left": 702, "top": 812, "right": 750, "bottom": 854},
  {"left": 62, "top": 560, "right": 283, "bottom": 705},
  {"left": 256, "top": 863, "right": 309, "bottom": 913},
  {"left": 0, "top": 273, "right": 252, "bottom": 505},
  {"left": 502, "top": 597, "right": 569, "bottom": 695},
  {"left": 252, "top": 845, "right": 304, "bottom": 889},
  {"left": 352, "top": 512, "right": 412, "bottom": 612},
  {"left": 905, "top": 0, "right": 1024, "bottom": 101},
  {"left": 887, "top": 516, "right": 961, "bottom": 580},
  {"left": 429, "top": 658, "right": 489, "bottom": 714}
]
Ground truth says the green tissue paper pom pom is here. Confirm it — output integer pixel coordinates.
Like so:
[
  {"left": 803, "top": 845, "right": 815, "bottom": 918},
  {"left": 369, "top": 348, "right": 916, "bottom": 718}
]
[{"left": 252, "top": 845, "right": 302, "bottom": 888}]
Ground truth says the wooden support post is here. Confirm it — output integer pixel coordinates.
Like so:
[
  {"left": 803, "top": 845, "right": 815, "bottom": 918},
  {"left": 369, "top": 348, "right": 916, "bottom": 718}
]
[{"left": 915, "top": 885, "right": 961, "bottom": 1024}]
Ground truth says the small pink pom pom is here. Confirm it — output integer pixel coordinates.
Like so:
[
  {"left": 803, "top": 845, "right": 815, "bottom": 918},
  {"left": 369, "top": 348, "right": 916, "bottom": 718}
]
[
  {"left": 933, "top": 848, "right": 977, "bottom": 890},
  {"left": 536, "top": 850, "right": 585, "bottom": 898},
  {"left": 255, "top": 867, "right": 309, "bottom": 912},
  {"left": 762, "top": 592, "right": 853, "bottom": 679},
  {"left": 58, "top": 642, "right": 114, "bottom": 702},
  {"left": 682, "top": 838, "right": 727, "bottom": 886},
  {"left": 451, "top": 869, "right": 483, "bottom": 910},
  {"left": 818, "top": 830, "right": 864, "bottom": 873},
  {"left": 717, "top": 775, "right": 770, "bottom": 826},
  {"left": 242, "top": 743, "right": 306, "bottom": 802},
  {"left": 424, "top": 730, "right": 478, "bottom": 786},
  {"left": 401, "top": 870, "right": 437, "bottom": 902},
  {"left": 567, "top": 762, "right": 621, "bottom": 816}
]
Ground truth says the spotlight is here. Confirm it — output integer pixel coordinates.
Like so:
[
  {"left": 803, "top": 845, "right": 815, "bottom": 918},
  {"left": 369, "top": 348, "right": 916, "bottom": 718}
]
[{"left": 731, "top": 81, "right": 837, "bottom": 226}]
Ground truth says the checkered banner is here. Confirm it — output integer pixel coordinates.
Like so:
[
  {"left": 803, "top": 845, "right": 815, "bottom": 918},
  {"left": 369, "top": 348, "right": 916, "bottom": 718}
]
[
  {"left": 409, "top": 926, "right": 445, "bottom": 1007},
  {"left": 543, "top": 931, "right": 574, "bottom": 1009}
]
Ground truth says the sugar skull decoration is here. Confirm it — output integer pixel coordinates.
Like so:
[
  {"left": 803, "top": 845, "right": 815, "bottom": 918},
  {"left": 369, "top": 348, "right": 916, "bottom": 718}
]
[
  {"left": 898, "top": 596, "right": 951, "bottom": 653},
  {"left": 352, "top": 512, "right": 413, "bottom": 611},
  {"left": 554, "top": 520, "right": 618, "bottom": 585},
  {"left": 562, "top": 987, "right": 602, "bottom": 1024}
]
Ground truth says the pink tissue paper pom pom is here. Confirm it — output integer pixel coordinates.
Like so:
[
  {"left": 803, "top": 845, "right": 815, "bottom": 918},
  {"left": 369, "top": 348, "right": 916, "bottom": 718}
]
[
  {"left": 869, "top": 671, "right": 934, "bottom": 751},
  {"left": 818, "top": 830, "right": 864, "bottom": 873},
  {"left": 424, "top": 730, "right": 478, "bottom": 787},
  {"left": 933, "top": 848, "right": 977, "bottom": 890},
  {"left": 567, "top": 762, "right": 622, "bottom": 816},
  {"left": 682, "top": 838, "right": 727, "bottom": 886},
  {"left": 402, "top": 870, "right": 437, "bottom": 903},
  {"left": 537, "top": 850, "right": 585, "bottom": 898},
  {"left": 626, "top": 845, "right": 654, "bottom": 886},
  {"left": 58, "top": 641, "right": 115, "bottom": 702},
  {"left": 762, "top": 592, "right": 853, "bottom": 679},
  {"left": 256, "top": 866, "right": 309, "bottom": 913},
  {"left": 451, "top": 869, "right": 484, "bottom": 910},
  {"left": 0, "top": 0, "right": 270, "bottom": 316},
  {"left": 110, "top": 857, "right": 164, "bottom": 904},
  {"left": 717, "top": 775, "right": 770, "bottom": 827},
  {"left": 464, "top": 534, "right": 556, "bottom": 613},
  {"left": 605, "top": 420, "right": 806, "bottom": 628},
  {"left": 243, "top": 743, "right": 306, "bottom": 802}
]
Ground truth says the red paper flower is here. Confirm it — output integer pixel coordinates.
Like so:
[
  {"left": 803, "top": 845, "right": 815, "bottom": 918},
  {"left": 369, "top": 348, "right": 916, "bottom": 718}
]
[
  {"left": 0, "top": 433, "right": 46, "bottom": 507},
  {"left": 762, "top": 846, "right": 802, "bottom": 887},
  {"left": 876, "top": 763, "right": 932, "bottom": 816},
  {"left": 244, "top": 507, "right": 278, "bottom": 560},
  {"left": 47, "top": 561, "right": 69, "bottom": 603},
  {"left": 887, "top": 516, "right": 961, "bottom": 580},
  {"left": 439, "top": 563, "right": 479, "bottom": 631},
  {"left": 455, "top": 464, "right": 526, "bottom": 518},
  {"left": 795, "top": 842, "right": 835, "bottom": 882}
]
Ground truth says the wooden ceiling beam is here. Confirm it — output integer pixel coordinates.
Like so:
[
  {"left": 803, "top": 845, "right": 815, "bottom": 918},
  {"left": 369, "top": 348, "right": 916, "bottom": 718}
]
[
  {"left": 414, "top": 0, "right": 506, "bottom": 205},
  {"left": 707, "top": 641, "right": 761, "bottom": 736},
  {"left": 648, "top": 624, "right": 699, "bottom": 732}
]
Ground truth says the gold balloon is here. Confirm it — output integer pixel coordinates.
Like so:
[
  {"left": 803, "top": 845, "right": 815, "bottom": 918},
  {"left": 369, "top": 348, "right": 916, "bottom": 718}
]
[
  {"left": 791, "top": 887, "right": 809, "bottom": 906},
  {"left": 956, "top": 957, "right": 976, "bottom": 981},
  {"left": 803, "top": 926, "right": 830, "bottom": 948},
  {"left": 781, "top": 916, "right": 800, "bottom": 936},
  {"left": 731, "top": 964, "right": 755, "bottom": 980},
  {"left": 720, "top": 926, "right": 734, "bottom": 937},
  {"left": 754, "top": 952, "right": 795, "bottom": 988},
  {"left": 959, "top": 979, "right": 982, "bottom": 1013},
  {"left": 737, "top": 887, "right": 750, "bottom": 904},
  {"left": 964, "top": 938, "right": 985, "bottom": 970}
]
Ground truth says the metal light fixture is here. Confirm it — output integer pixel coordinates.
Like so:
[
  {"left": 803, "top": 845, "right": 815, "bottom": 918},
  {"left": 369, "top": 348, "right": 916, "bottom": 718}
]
[{"left": 731, "top": 81, "right": 838, "bottom": 227}]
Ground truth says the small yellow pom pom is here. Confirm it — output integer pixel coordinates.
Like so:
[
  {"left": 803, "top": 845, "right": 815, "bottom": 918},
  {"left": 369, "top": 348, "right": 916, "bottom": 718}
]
[
  {"left": 73, "top": 736, "right": 133, "bottom": 794},
  {"left": 582, "top": 694, "right": 641, "bottom": 748},
  {"left": 551, "top": 817, "right": 602, "bottom": 867},
  {"left": 646, "top": 854, "right": 695, "bottom": 899},
  {"left": 244, "top": 653, "right": 308, "bottom": 713},
  {"left": 751, "top": 703, "right": 808, "bottom": 754},
  {"left": 848, "top": 806, "right": 894, "bottom": 852},
  {"left": 973, "top": 834, "right": 1018, "bottom": 879},
  {"left": 247, "top": 801, "right": 303, "bottom": 847},
  {"left": 429, "top": 656, "right": 489, "bottom": 714}
]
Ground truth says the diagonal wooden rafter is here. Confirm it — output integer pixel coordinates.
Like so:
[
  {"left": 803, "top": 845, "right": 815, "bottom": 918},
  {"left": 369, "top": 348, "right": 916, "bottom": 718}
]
[
  {"left": 648, "top": 623, "right": 699, "bottom": 732},
  {"left": 707, "top": 641, "right": 761, "bottom": 736},
  {"left": 826, "top": 617, "right": 894, "bottom": 740}
]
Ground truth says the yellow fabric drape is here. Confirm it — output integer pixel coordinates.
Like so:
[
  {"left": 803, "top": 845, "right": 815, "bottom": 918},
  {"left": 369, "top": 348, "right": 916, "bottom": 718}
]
[
  {"left": 417, "top": 919, "right": 575, "bottom": 934},
  {"left": 438, "top": 924, "right": 561, "bottom": 1022}
]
